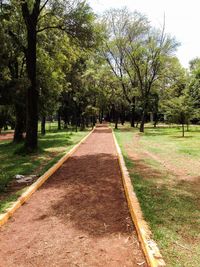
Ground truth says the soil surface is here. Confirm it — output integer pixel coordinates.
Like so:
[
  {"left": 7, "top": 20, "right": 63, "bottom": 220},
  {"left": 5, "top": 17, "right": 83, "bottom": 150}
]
[
  {"left": 0, "top": 126, "right": 147, "bottom": 267},
  {"left": 126, "top": 133, "right": 200, "bottom": 188},
  {"left": 0, "top": 133, "right": 13, "bottom": 142}
]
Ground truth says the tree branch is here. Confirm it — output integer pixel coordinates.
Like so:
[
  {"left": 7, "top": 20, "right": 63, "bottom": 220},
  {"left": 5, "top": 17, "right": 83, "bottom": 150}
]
[
  {"left": 39, "top": 0, "right": 49, "bottom": 13},
  {"left": 37, "top": 25, "right": 65, "bottom": 33}
]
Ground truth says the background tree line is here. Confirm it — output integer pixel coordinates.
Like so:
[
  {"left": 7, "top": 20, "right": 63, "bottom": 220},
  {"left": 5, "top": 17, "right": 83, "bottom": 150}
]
[{"left": 1, "top": 2, "right": 200, "bottom": 152}]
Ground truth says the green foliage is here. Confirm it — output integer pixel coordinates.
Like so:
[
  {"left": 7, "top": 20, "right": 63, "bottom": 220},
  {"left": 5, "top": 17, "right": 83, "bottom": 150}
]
[
  {"left": 101, "top": 7, "right": 179, "bottom": 131},
  {"left": 163, "top": 95, "right": 194, "bottom": 125}
]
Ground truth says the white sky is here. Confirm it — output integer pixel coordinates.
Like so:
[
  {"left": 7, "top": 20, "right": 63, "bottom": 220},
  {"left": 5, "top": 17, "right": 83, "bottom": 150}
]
[{"left": 88, "top": 0, "right": 200, "bottom": 68}]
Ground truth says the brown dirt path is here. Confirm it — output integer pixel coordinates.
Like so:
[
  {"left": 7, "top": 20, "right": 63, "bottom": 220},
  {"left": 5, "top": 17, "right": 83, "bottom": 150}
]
[
  {"left": 0, "top": 133, "right": 13, "bottom": 142},
  {"left": 0, "top": 126, "right": 147, "bottom": 267}
]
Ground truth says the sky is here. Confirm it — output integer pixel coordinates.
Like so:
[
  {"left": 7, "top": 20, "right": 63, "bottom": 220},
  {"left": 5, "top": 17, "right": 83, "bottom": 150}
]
[{"left": 88, "top": 0, "right": 200, "bottom": 68}]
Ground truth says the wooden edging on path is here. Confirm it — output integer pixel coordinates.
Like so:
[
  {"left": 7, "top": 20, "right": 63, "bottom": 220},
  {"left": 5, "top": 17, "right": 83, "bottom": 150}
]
[
  {"left": 0, "top": 128, "right": 95, "bottom": 227},
  {"left": 112, "top": 129, "right": 166, "bottom": 267}
]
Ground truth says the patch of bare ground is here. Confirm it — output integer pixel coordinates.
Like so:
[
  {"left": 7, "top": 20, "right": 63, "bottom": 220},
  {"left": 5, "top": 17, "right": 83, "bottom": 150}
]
[
  {"left": 126, "top": 133, "right": 200, "bottom": 191},
  {"left": 0, "top": 126, "right": 147, "bottom": 267}
]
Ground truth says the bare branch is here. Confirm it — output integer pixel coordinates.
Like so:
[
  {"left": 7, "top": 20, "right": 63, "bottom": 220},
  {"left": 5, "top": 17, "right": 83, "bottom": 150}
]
[{"left": 39, "top": 0, "right": 50, "bottom": 13}]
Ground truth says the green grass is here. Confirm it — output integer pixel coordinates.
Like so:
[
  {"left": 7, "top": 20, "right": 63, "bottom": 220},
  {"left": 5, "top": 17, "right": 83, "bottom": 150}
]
[
  {"left": 114, "top": 124, "right": 200, "bottom": 267},
  {"left": 0, "top": 128, "right": 90, "bottom": 213}
]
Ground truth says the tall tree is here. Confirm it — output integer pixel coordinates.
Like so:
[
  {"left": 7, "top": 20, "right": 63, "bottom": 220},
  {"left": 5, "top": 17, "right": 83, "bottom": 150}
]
[
  {"left": 102, "top": 8, "right": 148, "bottom": 127},
  {"left": 18, "top": 0, "right": 96, "bottom": 151}
]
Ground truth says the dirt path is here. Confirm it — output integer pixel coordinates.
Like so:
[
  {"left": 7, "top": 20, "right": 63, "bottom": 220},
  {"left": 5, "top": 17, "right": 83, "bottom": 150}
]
[
  {"left": 0, "top": 126, "right": 147, "bottom": 267},
  {"left": 0, "top": 133, "right": 13, "bottom": 142}
]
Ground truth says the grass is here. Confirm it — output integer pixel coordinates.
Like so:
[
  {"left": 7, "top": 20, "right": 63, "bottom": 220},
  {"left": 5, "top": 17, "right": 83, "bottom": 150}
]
[
  {"left": 114, "top": 124, "right": 200, "bottom": 267},
  {"left": 0, "top": 128, "right": 90, "bottom": 213}
]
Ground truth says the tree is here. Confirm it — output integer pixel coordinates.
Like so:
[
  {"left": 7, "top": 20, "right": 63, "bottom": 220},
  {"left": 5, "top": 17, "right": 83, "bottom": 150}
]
[
  {"left": 163, "top": 94, "right": 194, "bottom": 137},
  {"left": 102, "top": 8, "right": 178, "bottom": 132},
  {"left": 125, "top": 26, "right": 178, "bottom": 132},
  {"left": 188, "top": 58, "right": 200, "bottom": 123},
  {"left": 102, "top": 8, "right": 148, "bottom": 127},
  {"left": 1, "top": 0, "right": 96, "bottom": 151},
  {"left": 0, "top": 2, "right": 27, "bottom": 142}
]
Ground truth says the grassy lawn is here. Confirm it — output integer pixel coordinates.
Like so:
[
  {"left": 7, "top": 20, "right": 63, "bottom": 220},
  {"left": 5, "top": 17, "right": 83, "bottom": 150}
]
[
  {"left": 0, "top": 128, "right": 90, "bottom": 213},
  {"left": 114, "top": 124, "right": 200, "bottom": 267}
]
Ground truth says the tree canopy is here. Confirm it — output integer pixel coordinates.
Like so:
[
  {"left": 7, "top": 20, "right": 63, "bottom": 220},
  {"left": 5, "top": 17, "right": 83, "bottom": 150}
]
[{"left": 0, "top": 2, "right": 199, "bottom": 148}]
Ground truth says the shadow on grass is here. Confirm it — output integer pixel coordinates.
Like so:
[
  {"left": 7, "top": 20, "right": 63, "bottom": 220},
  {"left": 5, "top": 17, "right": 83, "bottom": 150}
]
[
  {"left": 170, "top": 135, "right": 194, "bottom": 139},
  {"left": 39, "top": 135, "right": 73, "bottom": 150}
]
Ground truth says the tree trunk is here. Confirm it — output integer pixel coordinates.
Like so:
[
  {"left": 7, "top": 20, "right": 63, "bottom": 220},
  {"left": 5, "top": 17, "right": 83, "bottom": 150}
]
[
  {"left": 115, "top": 109, "right": 119, "bottom": 129},
  {"left": 140, "top": 108, "right": 147, "bottom": 132},
  {"left": 140, "top": 100, "right": 148, "bottom": 132},
  {"left": 58, "top": 110, "right": 61, "bottom": 130},
  {"left": 130, "top": 97, "right": 136, "bottom": 127},
  {"left": 80, "top": 115, "right": 85, "bottom": 130},
  {"left": 153, "top": 94, "right": 159, "bottom": 127},
  {"left": 186, "top": 123, "right": 189, "bottom": 132},
  {"left": 130, "top": 107, "right": 135, "bottom": 127},
  {"left": 120, "top": 105, "right": 125, "bottom": 125},
  {"left": 4, "top": 125, "right": 8, "bottom": 130},
  {"left": 101, "top": 108, "right": 104, "bottom": 123},
  {"left": 13, "top": 104, "right": 25, "bottom": 143},
  {"left": 182, "top": 124, "right": 185, "bottom": 137},
  {"left": 25, "top": 28, "right": 38, "bottom": 151},
  {"left": 41, "top": 116, "right": 46, "bottom": 135},
  {"left": 22, "top": 2, "right": 40, "bottom": 152}
]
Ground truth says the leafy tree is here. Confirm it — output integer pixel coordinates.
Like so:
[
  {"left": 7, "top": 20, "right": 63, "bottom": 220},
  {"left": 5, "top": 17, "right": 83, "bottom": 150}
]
[
  {"left": 125, "top": 27, "right": 178, "bottom": 132},
  {"left": 102, "top": 8, "right": 148, "bottom": 127},
  {"left": 102, "top": 8, "right": 178, "bottom": 132},
  {"left": 0, "top": 2, "right": 27, "bottom": 142},
  {"left": 0, "top": 0, "right": 96, "bottom": 151},
  {"left": 188, "top": 58, "right": 200, "bottom": 123},
  {"left": 163, "top": 94, "right": 194, "bottom": 137}
]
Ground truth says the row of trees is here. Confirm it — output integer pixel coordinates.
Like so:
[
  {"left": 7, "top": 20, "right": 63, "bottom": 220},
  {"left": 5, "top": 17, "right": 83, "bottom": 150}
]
[{"left": 1, "top": 2, "right": 200, "bottom": 150}]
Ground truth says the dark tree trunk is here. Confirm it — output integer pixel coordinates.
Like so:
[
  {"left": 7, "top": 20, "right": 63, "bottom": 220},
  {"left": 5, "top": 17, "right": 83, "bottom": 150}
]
[
  {"left": 153, "top": 114, "right": 158, "bottom": 128},
  {"left": 41, "top": 116, "right": 46, "bottom": 135},
  {"left": 130, "top": 97, "right": 136, "bottom": 127},
  {"left": 85, "top": 117, "right": 89, "bottom": 128},
  {"left": 80, "top": 115, "right": 85, "bottom": 130},
  {"left": 25, "top": 28, "right": 38, "bottom": 151},
  {"left": 92, "top": 116, "right": 96, "bottom": 128},
  {"left": 106, "top": 111, "right": 111, "bottom": 122},
  {"left": 153, "top": 94, "right": 159, "bottom": 128},
  {"left": 140, "top": 103, "right": 147, "bottom": 133},
  {"left": 99, "top": 110, "right": 102, "bottom": 124},
  {"left": 114, "top": 109, "right": 119, "bottom": 129},
  {"left": 21, "top": 1, "right": 40, "bottom": 152},
  {"left": 120, "top": 105, "right": 125, "bottom": 125},
  {"left": 182, "top": 124, "right": 185, "bottom": 137},
  {"left": 130, "top": 108, "right": 135, "bottom": 127},
  {"left": 13, "top": 104, "right": 25, "bottom": 143},
  {"left": 58, "top": 110, "right": 61, "bottom": 130},
  {"left": 101, "top": 108, "right": 104, "bottom": 123},
  {"left": 140, "top": 113, "right": 145, "bottom": 132},
  {"left": 186, "top": 123, "right": 189, "bottom": 132}
]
